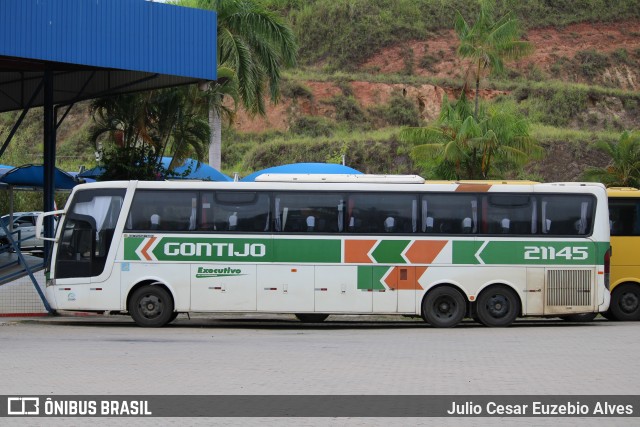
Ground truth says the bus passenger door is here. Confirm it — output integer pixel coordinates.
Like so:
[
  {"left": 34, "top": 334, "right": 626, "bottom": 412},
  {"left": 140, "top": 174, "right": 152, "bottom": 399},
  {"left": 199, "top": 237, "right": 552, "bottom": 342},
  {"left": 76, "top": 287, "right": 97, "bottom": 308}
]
[
  {"left": 256, "top": 265, "right": 314, "bottom": 312},
  {"left": 314, "top": 266, "right": 372, "bottom": 313},
  {"left": 191, "top": 264, "right": 257, "bottom": 311}
]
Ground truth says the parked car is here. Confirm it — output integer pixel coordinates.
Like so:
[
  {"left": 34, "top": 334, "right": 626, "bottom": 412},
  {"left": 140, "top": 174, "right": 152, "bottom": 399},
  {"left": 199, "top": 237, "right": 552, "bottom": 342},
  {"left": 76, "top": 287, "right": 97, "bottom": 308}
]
[{"left": 0, "top": 211, "right": 55, "bottom": 251}]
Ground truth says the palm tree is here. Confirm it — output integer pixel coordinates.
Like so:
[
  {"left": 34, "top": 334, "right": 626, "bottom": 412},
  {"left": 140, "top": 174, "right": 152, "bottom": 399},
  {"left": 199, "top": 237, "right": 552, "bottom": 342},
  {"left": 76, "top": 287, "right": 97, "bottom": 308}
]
[
  {"left": 584, "top": 131, "right": 640, "bottom": 187},
  {"left": 455, "top": 0, "right": 533, "bottom": 118},
  {"left": 179, "top": 0, "right": 297, "bottom": 170},
  {"left": 89, "top": 87, "right": 210, "bottom": 180},
  {"left": 400, "top": 94, "right": 541, "bottom": 179}
]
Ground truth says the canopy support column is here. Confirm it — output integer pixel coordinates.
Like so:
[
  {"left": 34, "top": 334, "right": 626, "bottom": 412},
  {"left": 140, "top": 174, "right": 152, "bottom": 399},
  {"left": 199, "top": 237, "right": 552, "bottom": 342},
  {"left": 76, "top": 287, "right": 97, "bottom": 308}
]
[{"left": 43, "top": 69, "right": 56, "bottom": 256}]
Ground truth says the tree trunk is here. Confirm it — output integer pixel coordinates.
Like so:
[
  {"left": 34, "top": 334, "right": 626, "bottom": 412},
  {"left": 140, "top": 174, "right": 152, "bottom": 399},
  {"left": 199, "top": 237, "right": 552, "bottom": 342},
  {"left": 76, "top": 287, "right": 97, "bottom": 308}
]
[
  {"left": 474, "top": 61, "right": 481, "bottom": 120},
  {"left": 208, "top": 100, "right": 222, "bottom": 170}
]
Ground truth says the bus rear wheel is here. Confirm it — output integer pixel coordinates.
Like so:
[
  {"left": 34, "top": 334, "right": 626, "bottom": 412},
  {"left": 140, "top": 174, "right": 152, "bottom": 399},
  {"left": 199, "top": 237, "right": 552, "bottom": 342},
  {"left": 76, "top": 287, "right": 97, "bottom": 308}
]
[
  {"left": 421, "top": 286, "right": 466, "bottom": 328},
  {"left": 610, "top": 283, "right": 640, "bottom": 321},
  {"left": 129, "top": 285, "right": 174, "bottom": 327},
  {"left": 295, "top": 313, "right": 329, "bottom": 323},
  {"left": 476, "top": 285, "right": 520, "bottom": 327}
]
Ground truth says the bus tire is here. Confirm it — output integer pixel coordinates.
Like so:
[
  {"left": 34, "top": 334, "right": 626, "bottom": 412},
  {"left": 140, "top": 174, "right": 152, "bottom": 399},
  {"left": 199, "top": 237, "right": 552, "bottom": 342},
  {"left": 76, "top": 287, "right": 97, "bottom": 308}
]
[
  {"left": 168, "top": 312, "right": 179, "bottom": 323},
  {"left": 129, "top": 285, "right": 175, "bottom": 327},
  {"left": 559, "top": 312, "right": 597, "bottom": 322},
  {"left": 295, "top": 313, "right": 329, "bottom": 323},
  {"left": 610, "top": 283, "right": 640, "bottom": 321},
  {"left": 601, "top": 309, "right": 617, "bottom": 321},
  {"left": 476, "top": 285, "right": 520, "bottom": 327},
  {"left": 421, "top": 286, "right": 466, "bottom": 328}
]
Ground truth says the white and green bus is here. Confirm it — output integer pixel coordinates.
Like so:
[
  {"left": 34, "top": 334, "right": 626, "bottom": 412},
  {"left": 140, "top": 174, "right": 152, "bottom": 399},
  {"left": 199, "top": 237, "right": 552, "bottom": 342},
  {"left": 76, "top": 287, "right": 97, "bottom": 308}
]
[{"left": 36, "top": 175, "right": 611, "bottom": 328}]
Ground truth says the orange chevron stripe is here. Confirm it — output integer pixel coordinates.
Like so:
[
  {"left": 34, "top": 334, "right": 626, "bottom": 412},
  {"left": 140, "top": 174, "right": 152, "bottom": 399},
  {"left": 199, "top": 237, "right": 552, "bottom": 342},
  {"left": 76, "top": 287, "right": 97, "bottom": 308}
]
[
  {"left": 415, "top": 266, "right": 427, "bottom": 290},
  {"left": 385, "top": 266, "right": 428, "bottom": 290},
  {"left": 384, "top": 267, "right": 399, "bottom": 290},
  {"left": 404, "top": 240, "right": 448, "bottom": 264},
  {"left": 141, "top": 237, "right": 156, "bottom": 261},
  {"left": 455, "top": 183, "right": 492, "bottom": 192},
  {"left": 345, "top": 240, "right": 377, "bottom": 263}
]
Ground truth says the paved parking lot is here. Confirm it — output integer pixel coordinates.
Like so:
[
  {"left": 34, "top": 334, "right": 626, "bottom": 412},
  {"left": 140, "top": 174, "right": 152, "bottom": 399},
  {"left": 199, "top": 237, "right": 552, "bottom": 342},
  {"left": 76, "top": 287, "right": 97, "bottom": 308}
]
[{"left": 1, "top": 314, "right": 639, "bottom": 426}]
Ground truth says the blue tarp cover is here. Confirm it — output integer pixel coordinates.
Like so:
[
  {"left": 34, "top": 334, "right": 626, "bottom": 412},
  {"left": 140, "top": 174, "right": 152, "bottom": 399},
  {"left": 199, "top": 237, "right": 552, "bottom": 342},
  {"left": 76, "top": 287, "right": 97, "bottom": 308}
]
[
  {"left": 79, "top": 157, "right": 233, "bottom": 182},
  {"left": 241, "top": 163, "right": 362, "bottom": 182}
]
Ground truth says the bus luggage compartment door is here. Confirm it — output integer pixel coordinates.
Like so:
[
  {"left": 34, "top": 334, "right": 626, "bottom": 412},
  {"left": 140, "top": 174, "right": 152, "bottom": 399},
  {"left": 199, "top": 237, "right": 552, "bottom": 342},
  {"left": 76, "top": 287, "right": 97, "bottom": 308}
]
[{"left": 257, "top": 265, "right": 314, "bottom": 312}]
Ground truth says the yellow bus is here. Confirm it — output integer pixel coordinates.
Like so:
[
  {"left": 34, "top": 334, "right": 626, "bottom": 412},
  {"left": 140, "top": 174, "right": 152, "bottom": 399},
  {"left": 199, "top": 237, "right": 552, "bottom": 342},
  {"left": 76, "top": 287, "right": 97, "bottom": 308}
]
[{"left": 606, "top": 187, "right": 640, "bottom": 320}]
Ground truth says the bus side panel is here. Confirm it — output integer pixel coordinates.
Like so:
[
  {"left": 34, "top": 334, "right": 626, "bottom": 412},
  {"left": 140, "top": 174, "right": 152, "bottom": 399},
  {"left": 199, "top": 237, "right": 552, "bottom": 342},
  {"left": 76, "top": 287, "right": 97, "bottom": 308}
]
[
  {"left": 90, "top": 262, "right": 121, "bottom": 311},
  {"left": 610, "top": 236, "right": 640, "bottom": 290},
  {"left": 314, "top": 266, "right": 372, "bottom": 313},
  {"left": 47, "top": 278, "right": 92, "bottom": 311},
  {"left": 373, "top": 266, "right": 399, "bottom": 313},
  {"left": 256, "top": 265, "right": 314, "bottom": 312},
  {"left": 191, "top": 264, "right": 257, "bottom": 311},
  {"left": 120, "top": 262, "right": 191, "bottom": 311},
  {"left": 525, "top": 268, "right": 545, "bottom": 315}
]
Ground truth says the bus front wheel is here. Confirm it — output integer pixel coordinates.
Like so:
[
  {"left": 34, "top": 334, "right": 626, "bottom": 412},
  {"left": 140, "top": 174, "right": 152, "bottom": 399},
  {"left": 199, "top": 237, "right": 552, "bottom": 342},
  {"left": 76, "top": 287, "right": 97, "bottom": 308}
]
[
  {"left": 476, "top": 285, "right": 520, "bottom": 327},
  {"left": 421, "top": 286, "right": 466, "bottom": 328},
  {"left": 610, "top": 283, "right": 640, "bottom": 321},
  {"left": 129, "top": 285, "right": 175, "bottom": 327}
]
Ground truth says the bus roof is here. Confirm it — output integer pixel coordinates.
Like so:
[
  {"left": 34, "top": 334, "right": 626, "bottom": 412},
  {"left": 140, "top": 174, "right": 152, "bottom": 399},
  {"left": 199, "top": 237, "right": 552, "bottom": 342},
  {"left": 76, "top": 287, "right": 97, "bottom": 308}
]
[
  {"left": 254, "top": 174, "right": 426, "bottom": 184},
  {"left": 424, "top": 180, "right": 540, "bottom": 185},
  {"left": 608, "top": 187, "right": 640, "bottom": 197}
]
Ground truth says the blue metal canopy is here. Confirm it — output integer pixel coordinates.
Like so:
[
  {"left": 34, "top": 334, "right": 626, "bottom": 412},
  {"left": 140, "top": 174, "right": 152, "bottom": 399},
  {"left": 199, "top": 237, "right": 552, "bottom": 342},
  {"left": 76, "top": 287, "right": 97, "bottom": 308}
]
[
  {"left": 241, "top": 163, "right": 363, "bottom": 182},
  {"left": 0, "top": 0, "right": 217, "bottom": 112},
  {"left": 0, "top": 0, "right": 218, "bottom": 246},
  {"left": 0, "top": 164, "right": 80, "bottom": 190}
]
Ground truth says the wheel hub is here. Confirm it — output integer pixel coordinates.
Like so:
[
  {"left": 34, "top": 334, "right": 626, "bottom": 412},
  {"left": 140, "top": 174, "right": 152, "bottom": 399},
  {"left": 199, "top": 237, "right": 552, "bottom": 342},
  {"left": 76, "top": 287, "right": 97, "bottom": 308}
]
[
  {"left": 621, "top": 292, "right": 639, "bottom": 313},
  {"left": 438, "top": 302, "right": 451, "bottom": 313},
  {"left": 139, "top": 295, "right": 162, "bottom": 318},
  {"left": 487, "top": 295, "right": 508, "bottom": 318}
]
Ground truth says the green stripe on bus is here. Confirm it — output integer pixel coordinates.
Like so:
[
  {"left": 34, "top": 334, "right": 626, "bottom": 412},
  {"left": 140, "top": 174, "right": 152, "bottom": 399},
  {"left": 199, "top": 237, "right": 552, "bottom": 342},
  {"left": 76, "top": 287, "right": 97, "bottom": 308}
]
[
  {"left": 452, "top": 240, "right": 603, "bottom": 265},
  {"left": 372, "top": 266, "right": 390, "bottom": 290},
  {"left": 356, "top": 266, "right": 387, "bottom": 290},
  {"left": 371, "top": 240, "right": 410, "bottom": 264},
  {"left": 124, "top": 236, "right": 341, "bottom": 263},
  {"left": 273, "top": 239, "right": 341, "bottom": 263},
  {"left": 124, "top": 237, "right": 145, "bottom": 260}
]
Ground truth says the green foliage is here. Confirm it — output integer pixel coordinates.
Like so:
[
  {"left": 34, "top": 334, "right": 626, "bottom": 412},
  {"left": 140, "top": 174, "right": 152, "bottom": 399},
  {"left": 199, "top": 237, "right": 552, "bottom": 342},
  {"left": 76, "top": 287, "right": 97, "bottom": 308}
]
[
  {"left": 289, "top": 0, "right": 640, "bottom": 69},
  {"left": 583, "top": 130, "right": 640, "bottom": 187},
  {"left": 289, "top": 116, "right": 336, "bottom": 137},
  {"left": 455, "top": 0, "right": 533, "bottom": 117},
  {"left": 281, "top": 80, "right": 314, "bottom": 100},
  {"left": 327, "top": 95, "right": 368, "bottom": 126},
  {"left": 240, "top": 128, "right": 417, "bottom": 175},
  {"left": 368, "top": 92, "right": 423, "bottom": 127},
  {"left": 400, "top": 94, "right": 542, "bottom": 179},
  {"left": 575, "top": 49, "right": 610, "bottom": 80},
  {"left": 418, "top": 52, "right": 440, "bottom": 72},
  {"left": 400, "top": 46, "right": 415, "bottom": 76},
  {"left": 89, "top": 88, "right": 210, "bottom": 180}
]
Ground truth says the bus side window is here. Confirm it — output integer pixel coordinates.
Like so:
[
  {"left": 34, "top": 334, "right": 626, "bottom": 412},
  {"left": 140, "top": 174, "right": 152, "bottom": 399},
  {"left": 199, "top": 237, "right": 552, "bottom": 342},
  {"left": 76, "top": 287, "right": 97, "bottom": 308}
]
[
  {"left": 422, "top": 194, "right": 478, "bottom": 235},
  {"left": 484, "top": 194, "right": 533, "bottom": 235},
  {"left": 348, "top": 193, "right": 417, "bottom": 234},
  {"left": 541, "top": 195, "right": 594, "bottom": 236}
]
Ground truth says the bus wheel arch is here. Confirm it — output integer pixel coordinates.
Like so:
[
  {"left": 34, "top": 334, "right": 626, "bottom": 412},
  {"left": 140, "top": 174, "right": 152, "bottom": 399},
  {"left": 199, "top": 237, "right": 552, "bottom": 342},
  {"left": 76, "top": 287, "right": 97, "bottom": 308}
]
[
  {"left": 610, "top": 281, "right": 640, "bottom": 321},
  {"left": 474, "top": 284, "right": 521, "bottom": 327},
  {"left": 127, "top": 281, "right": 176, "bottom": 327},
  {"left": 420, "top": 284, "right": 468, "bottom": 328}
]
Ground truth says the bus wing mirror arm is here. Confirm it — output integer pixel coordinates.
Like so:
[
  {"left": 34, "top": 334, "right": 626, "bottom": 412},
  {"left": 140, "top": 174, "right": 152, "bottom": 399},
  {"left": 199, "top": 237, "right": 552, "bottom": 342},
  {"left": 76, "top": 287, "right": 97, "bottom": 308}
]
[{"left": 36, "top": 210, "right": 65, "bottom": 242}]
